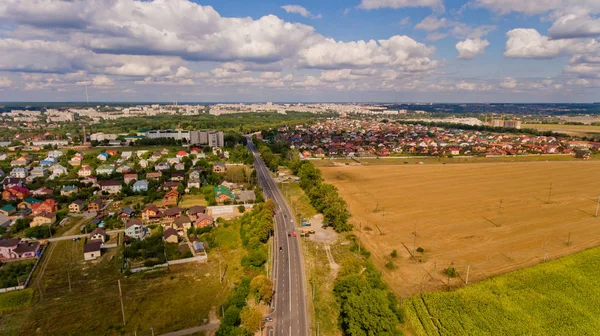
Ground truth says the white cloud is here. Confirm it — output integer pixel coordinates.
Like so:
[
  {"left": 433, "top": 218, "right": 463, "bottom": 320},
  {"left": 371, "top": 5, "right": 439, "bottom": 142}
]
[
  {"left": 471, "top": 0, "right": 600, "bottom": 16},
  {"left": 504, "top": 29, "right": 574, "bottom": 59},
  {"left": 500, "top": 77, "right": 518, "bottom": 89},
  {"left": 456, "top": 81, "right": 492, "bottom": 91},
  {"left": 281, "top": 5, "right": 321, "bottom": 19},
  {"left": 91, "top": 75, "right": 114, "bottom": 87},
  {"left": 0, "top": 76, "right": 12, "bottom": 88},
  {"left": 415, "top": 16, "right": 448, "bottom": 31},
  {"left": 399, "top": 17, "right": 411, "bottom": 25},
  {"left": 548, "top": 14, "right": 600, "bottom": 39},
  {"left": 358, "top": 0, "right": 444, "bottom": 10},
  {"left": 456, "top": 38, "right": 489, "bottom": 59}
]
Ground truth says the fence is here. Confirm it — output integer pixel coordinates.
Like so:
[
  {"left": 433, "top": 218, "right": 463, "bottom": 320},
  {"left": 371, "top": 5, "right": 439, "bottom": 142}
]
[
  {"left": 130, "top": 262, "right": 169, "bottom": 273},
  {"left": 208, "top": 204, "right": 255, "bottom": 215},
  {"left": 167, "top": 255, "right": 207, "bottom": 265},
  {"left": 0, "top": 244, "right": 46, "bottom": 293}
]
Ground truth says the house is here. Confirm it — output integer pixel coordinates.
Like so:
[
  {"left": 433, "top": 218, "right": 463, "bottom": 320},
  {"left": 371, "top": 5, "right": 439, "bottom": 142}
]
[
  {"left": 155, "top": 162, "right": 170, "bottom": 171},
  {"left": 162, "top": 207, "right": 183, "bottom": 222},
  {"left": 0, "top": 238, "right": 20, "bottom": 259},
  {"left": 31, "top": 212, "right": 56, "bottom": 227},
  {"left": 2, "top": 177, "right": 25, "bottom": 190},
  {"left": 213, "top": 162, "right": 226, "bottom": 173},
  {"left": 10, "top": 167, "right": 28, "bottom": 178},
  {"left": 174, "top": 163, "right": 185, "bottom": 171},
  {"left": 96, "top": 152, "right": 109, "bottom": 161},
  {"left": 124, "top": 174, "right": 138, "bottom": 184},
  {"left": 0, "top": 213, "right": 11, "bottom": 227},
  {"left": 106, "top": 149, "right": 118, "bottom": 156},
  {"left": 116, "top": 165, "right": 131, "bottom": 173},
  {"left": 83, "top": 241, "right": 102, "bottom": 261},
  {"left": 47, "top": 150, "right": 64, "bottom": 158},
  {"left": 60, "top": 185, "right": 79, "bottom": 196},
  {"left": 133, "top": 180, "right": 149, "bottom": 192},
  {"left": 99, "top": 180, "right": 122, "bottom": 194},
  {"left": 174, "top": 215, "right": 192, "bottom": 232},
  {"left": 31, "top": 199, "right": 58, "bottom": 216},
  {"left": 162, "top": 181, "right": 179, "bottom": 191},
  {"left": 142, "top": 205, "right": 162, "bottom": 222},
  {"left": 30, "top": 166, "right": 48, "bottom": 178},
  {"left": 121, "top": 151, "right": 133, "bottom": 160},
  {"left": 81, "top": 176, "right": 98, "bottom": 187},
  {"left": 192, "top": 241, "right": 206, "bottom": 255},
  {"left": 139, "top": 159, "right": 149, "bottom": 168},
  {"left": 90, "top": 228, "right": 107, "bottom": 243},
  {"left": 146, "top": 172, "right": 162, "bottom": 180},
  {"left": 176, "top": 151, "right": 188, "bottom": 158},
  {"left": 117, "top": 207, "right": 134, "bottom": 221},
  {"left": 163, "top": 189, "right": 179, "bottom": 206},
  {"left": 69, "top": 156, "right": 82, "bottom": 166},
  {"left": 163, "top": 227, "right": 179, "bottom": 244},
  {"left": 214, "top": 185, "right": 234, "bottom": 203},
  {"left": 187, "top": 170, "right": 201, "bottom": 189},
  {"left": 10, "top": 156, "right": 29, "bottom": 167},
  {"left": 69, "top": 200, "right": 85, "bottom": 213},
  {"left": 39, "top": 158, "right": 55, "bottom": 166},
  {"left": 87, "top": 199, "right": 104, "bottom": 212},
  {"left": 125, "top": 219, "right": 148, "bottom": 240},
  {"left": 0, "top": 204, "right": 16, "bottom": 216},
  {"left": 78, "top": 164, "right": 94, "bottom": 177},
  {"left": 0, "top": 239, "right": 40, "bottom": 260},
  {"left": 2, "top": 186, "right": 29, "bottom": 201},
  {"left": 96, "top": 165, "right": 115, "bottom": 175},
  {"left": 31, "top": 187, "right": 54, "bottom": 197},
  {"left": 50, "top": 164, "right": 68, "bottom": 176},
  {"left": 171, "top": 173, "right": 185, "bottom": 181},
  {"left": 18, "top": 197, "right": 42, "bottom": 210},
  {"left": 194, "top": 213, "right": 215, "bottom": 228},
  {"left": 0, "top": 152, "right": 6, "bottom": 161},
  {"left": 187, "top": 205, "right": 206, "bottom": 221}
]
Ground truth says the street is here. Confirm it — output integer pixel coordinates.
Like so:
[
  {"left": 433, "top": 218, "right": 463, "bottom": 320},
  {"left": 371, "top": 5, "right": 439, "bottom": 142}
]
[{"left": 246, "top": 136, "right": 310, "bottom": 336}]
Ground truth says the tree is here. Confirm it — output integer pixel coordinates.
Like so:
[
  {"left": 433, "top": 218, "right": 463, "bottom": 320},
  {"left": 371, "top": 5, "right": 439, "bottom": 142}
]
[
  {"left": 250, "top": 275, "right": 274, "bottom": 304},
  {"left": 240, "top": 306, "right": 262, "bottom": 333}
]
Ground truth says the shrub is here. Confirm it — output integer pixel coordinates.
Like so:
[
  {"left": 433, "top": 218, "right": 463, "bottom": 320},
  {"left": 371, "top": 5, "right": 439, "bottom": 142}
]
[
  {"left": 416, "top": 247, "right": 425, "bottom": 253},
  {"left": 443, "top": 267, "right": 457, "bottom": 278},
  {"left": 390, "top": 249, "right": 398, "bottom": 258},
  {"left": 385, "top": 261, "right": 396, "bottom": 270}
]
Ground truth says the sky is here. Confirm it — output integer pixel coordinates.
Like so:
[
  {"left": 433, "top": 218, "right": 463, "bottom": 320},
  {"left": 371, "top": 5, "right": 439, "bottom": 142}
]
[{"left": 0, "top": 0, "right": 598, "bottom": 103}]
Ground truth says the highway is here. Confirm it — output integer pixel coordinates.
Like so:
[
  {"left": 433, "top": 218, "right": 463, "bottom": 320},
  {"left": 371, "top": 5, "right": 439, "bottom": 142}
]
[{"left": 246, "top": 136, "right": 309, "bottom": 336}]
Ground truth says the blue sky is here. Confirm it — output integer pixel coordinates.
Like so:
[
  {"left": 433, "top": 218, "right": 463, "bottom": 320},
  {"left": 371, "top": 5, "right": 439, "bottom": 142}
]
[{"left": 0, "top": 0, "right": 598, "bottom": 103}]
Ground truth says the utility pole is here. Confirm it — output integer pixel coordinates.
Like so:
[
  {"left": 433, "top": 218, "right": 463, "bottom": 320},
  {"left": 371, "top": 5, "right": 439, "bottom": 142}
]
[
  {"left": 218, "top": 248, "right": 222, "bottom": 283},
  {"left": 547, "top": 183, "right": 553, "bottom": 204},
  {"left": 118, "top": 280, "right": 126, "bottom": 326},
  {"left": 465, "top": 264, "right": 470, "bottom": 285},
  {"left": 496, "top": 199, "right": 503, "bottom": 226},
  {"left": 412, "top": 223, "right": 418, "bottom": 257},
  {"left": 595, "top": 195, "right": 600, "bottom": 217},
  {"left": 67, "top": 269, "right": 72, "bottom": 292}
]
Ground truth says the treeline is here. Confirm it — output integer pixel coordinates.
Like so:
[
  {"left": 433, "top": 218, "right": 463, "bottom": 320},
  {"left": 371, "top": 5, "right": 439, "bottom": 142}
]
[
  {"left": 296, "top": 161, "right": 352, "bottom": 232},
  {"left": 334, "top": 259, "right": 404, "bottom": 336},
  {"left": 395, "top": 120, "right": 569, "bottom": 138},
  {"left": 239, "top": 200, "right": 275, "bottom": 269}
]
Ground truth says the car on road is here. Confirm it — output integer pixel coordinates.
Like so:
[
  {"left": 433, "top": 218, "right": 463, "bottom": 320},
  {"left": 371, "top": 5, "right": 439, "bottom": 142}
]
[
  {"left": 279, "top": 246, "right": 283, "bottom": 252},
  {"left": 264, "top": 317, "right": 273, "bottom": 322},
  {"left": 292, "top": 232, "right": 297, "bottom": 237}
]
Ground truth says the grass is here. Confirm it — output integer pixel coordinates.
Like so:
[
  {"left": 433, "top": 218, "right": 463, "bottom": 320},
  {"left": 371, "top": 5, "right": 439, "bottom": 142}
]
[
  {"left": 523, "top": 123, "right": 600, "bottom": 136},
  {"left": 0, "top": 235, "right": 233, "bottom": 335},
  {"left": 278, "top": 182, "right": 317, "bottom": 221},
  {"left": 54, "top": 215, "right": 90, "bottom": 237},
  {"left": 405, "top": 245, "right": 600, "bottom": 335},
  {"left": 223, "top": 165, "right": 251, "bottom": 184},
  {"left": 179, "top": 194, "right": 208, "bottom": 208},
  {"left": 0, "top": 289, "right": 33, "bottom": 314}
]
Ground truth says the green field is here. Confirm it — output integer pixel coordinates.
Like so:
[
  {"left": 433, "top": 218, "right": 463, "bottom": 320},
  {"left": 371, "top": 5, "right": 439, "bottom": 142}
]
[
  {"left": 405, "top": 245, "right": 600, "bottom": 335},
  {"left": 0, "top": 289, "right": 33, "bottom": 314},
  {"left": 179, "top": 194, "right": 208, "bottom": 208}
]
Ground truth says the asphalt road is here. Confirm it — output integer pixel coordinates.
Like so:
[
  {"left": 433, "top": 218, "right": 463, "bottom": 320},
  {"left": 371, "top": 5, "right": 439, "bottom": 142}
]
[{"left": 246, "top": 136, "right": 309, "bottom": 336}]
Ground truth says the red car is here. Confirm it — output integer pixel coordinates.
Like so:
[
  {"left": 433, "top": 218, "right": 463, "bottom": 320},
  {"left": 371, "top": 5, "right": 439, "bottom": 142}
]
[{"left": 292, "top": 232, "right": 297, "bottom": 237}]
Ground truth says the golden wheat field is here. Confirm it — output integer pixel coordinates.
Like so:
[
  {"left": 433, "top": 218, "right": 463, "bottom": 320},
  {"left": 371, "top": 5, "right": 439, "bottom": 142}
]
[{"left": 321, "top": 161, "right": 600, "bottom": 296}]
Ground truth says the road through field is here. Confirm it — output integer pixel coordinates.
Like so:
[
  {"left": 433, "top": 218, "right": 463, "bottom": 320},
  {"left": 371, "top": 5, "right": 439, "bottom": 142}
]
[{"left": 322, "top": 161, "right": 600, "bottom": 296}]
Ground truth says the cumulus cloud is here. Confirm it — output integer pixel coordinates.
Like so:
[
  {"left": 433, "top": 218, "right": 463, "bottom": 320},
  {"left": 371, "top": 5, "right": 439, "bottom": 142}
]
[
  {"left": 500, "top": 77, "right": 518, "bottom": 89},
  {"left": 358, "top": 0, "right": 443, "bottom": 10},
  {"left": 456, "top": 38, "right": 489, "bottom": 59},
  {"left": 504, "top": 29, "right": 574, "bottom": 59},
  {"left": 415, "top": 15, "right": 495, "bottom": 41},
  {"left": 281, "top": 5, "right": 321, "bottom": 18},
  {"left": 548, "top": 14, "right": 600, "bottom": 39},
  {"left": 471, "top": 0, "right": 600, "bottom": 16},
  {"left": 0, "top": 77, "right": 12, "bottom": 88},
  {"left": 415, "top": 16, "right": 448, "bottom": 31}
]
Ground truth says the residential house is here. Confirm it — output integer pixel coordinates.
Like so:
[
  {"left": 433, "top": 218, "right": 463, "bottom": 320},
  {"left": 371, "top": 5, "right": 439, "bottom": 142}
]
[
  {"left": 121, "top": 151, "right": 133, "bottom": 160},
  {"left": 174, "top": 163, "right": 185, "bottom": 171},
  {"left": 31, "top": 199, "right": 58, "bottom": 216},
  {"left": 96, "top": 165, "right": 115, "bottom": 175},
  {"left": 2, "top": 186, "right": 29, "bottom": 201},
  {"left": 163, "top": 228, "right": 179, "bottom": 244},
  {"left": 39, "top": 158, "right": 56, "bottom": 166},
  {"left": 162, "top": 181, "right": 179, "bottom": 191},
  {"left": 31, "top": 187, "right": 54, "bottom": 197},
  {"left": 163, "top": 189, "right": 179, "bottom": 206},
  {"left": 146, "top": 172, "right": 161, "bottom": 180},
  {"left": 171, "top": 173, "right": 185, "bottom": 181},
  {"left": 0, "top": 238, "right": 20, "bottom": 259},
  {"left": 187, "top": 205, "right": 206, "bottom": 221},
  {"left": 10, "top": 156, "right": 29, "bottom": 167},
  {"left": 31, "top": 213, "right": 56, "bottom": 227},
  {"left": 142, "top": 205, "right": 162, "bottom": 222},
  {"left": 60, "top": 185, "right": 79, "bottom": 196},
  {"left": 81, "top": 176, "right": 98, "bottom": 187},
  {"left": 174, "top": 215, "right": 192, "bottom": 232},
  {"left": 18, "top": 197, "right": 42, "bottom": 210},
  {"left": 139, "top": 159, "right": 149, "bottom": 168},
  {"left": 68, "top": 156, "right": 82, "bottom": 166},
  {"left": 213, "top": 162, "right": 226, "bottom": 173},
  {"left": 166, "top": 157, "right": 180, "bottom": 165},
  {"left": 96, "top": 152, "right": 109, "bottom": 161},
  {"left": 0, "top": 204, "right": 16, "bottom": 216},
  {"left": 0, "top": 239, "right": 40, "bottom": 260},
  {"left": 176, "top": 151, "right": 188, "bottom": 158},
  {"left": 162, "top": 207, "right": 183, "bottom": 227},
  {"left": 99, "top": 180, "right": 122, "bottom": 194},
  {"left": 161, "top": 148, "right": 170, "bottom": 155},
  {"left": 116, "top": 165, "right": 131, "bottom": 173},
  {"left": 214, "top": 185, "right": 234, "bottom": 203},
  {"left": 50, "top": 164, "right": 68, "bottom": 177},
  {"left": 117, "top": 207, "right": 134, "bottom": 221},
  {"left": 155, "top": 162, "right": 170, "bottom": 171},
  {"left": 125, "top": 219, "right": 148, "bottom": 240},
  {"left": 69, "top": 200, "right": 85, "bottom": 213},
  {"left": 124, "top": 174, "right": 138, "bottom": 184},
  {"left": 84, "top": 241, "right": 102, "bottom": 261},
  {"left": 29, "top": 166, "right": 48, "bottom": 179},
  {"left": 90, "top": 228, "right": 107, "bottom": 243},
  {"left": 10, "top": 167, "right": 28, "bottom": 179},
  {"left": 0, "top": 152, "right": 6, "bottom": 161},
  {"left": 194, "top": 213, "right": 215, "bottom": 228},
  {"left": 87, "top": 199, "right": 104, "bottom": 212},
  {"left": 106, "top": 149, "right": 118, "bottom": 156},
  {"left": 187, "top": 170, "right": 201, "bottom": 190},
  {"left": 133, "top": 180, "right": 149, "bottom": 192},
  {"left": 78, "top": 164, "right": 94, "bottom": 177},
  {"left": 192, "top": 241, "right": 206, "bottom": 255},
  {"left": 47, "top": 150, "right": 64, "bottom": 158},
  {"left": 1, "top": 177, "right": 25, "bottom": 190}
]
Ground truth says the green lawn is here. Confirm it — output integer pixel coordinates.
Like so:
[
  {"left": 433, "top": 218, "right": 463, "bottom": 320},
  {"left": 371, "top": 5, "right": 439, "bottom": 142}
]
[
  {"left": 0, "top": 239, "right": 230, "bottom": 335},
  {"left": 223, "top": 165, "right": 251, "bottom": 184},
  {"left": 406, "top": 245, "right": 600, "bottom": 335},
  {"left": 0, "top": 289, "right": 33, "bottom": 314},
  {"left": 277, "top": 182, "right": 317, "bottom": 221},
  {"left": 179, "top": 194, "right": 208, "bottom": 208}
]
